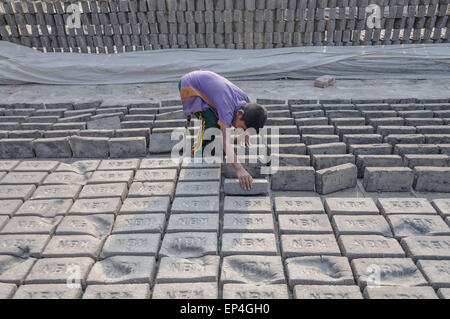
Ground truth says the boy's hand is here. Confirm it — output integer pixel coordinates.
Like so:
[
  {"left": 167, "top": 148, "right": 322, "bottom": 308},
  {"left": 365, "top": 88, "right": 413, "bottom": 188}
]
[
  {"left": 236, "top": 166, "right": 253, "bottom": 190},
  {"left": 245, "top": 134, "right": 250, "bottom": 146}
]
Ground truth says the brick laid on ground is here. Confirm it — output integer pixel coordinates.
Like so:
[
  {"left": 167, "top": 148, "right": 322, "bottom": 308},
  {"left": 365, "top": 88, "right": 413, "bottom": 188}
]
[
  {"left": 0, "top": 172, "right": 48, "bottom": 186},
  {"left": 274, "top": 197, "right": 324, "bottom": 214},
  {"left": 220, "top": 255, "right": 285, "bottom": 285},
  {"left": 119, "top": 197, "right": 170, "bottom": 215},
  {"left": 69, "top": 198, "right": 122, "bottom": 216},
  {"left": 0, "top": 139, "right": 35, "bottom": 158},
  {"left": 42, "top": 235, "right": 103, "bottom": 259},
  {"left": 14, "top": 162, "right": 59, "bottom": 174},
  {"left": 140, "top": 157, "right": 180, "bottom": 170},
  {"left": 101, "top": 233, "right": 161, "bottom": 258},
  {"left": 413, "top": 166, "right": 450, "bottom": 192},
  {"left": 25, "top": 257, "right": 94, "bottom": 286},
  {"left": 286, "top": 256, "right": 354, "bottom": 286},
  {"left": 393, "top": 143, "right": 440, "bottom": 156},
  {"left": 278, "top": 214, "right": 333, "bottom": 234},
  {"left": 401, "top": 236, "right": 450, "bottom": 260},
  {"left": 175, "top": 181, "right": 220, "bottom": 197},
  {"left": 417, "top": 260, "right": 450, "bottom": 289},
  {"left": 222, "top": 284, "right": 289, "bottom": 299},
  {"left": 43, "top": 172, "right": 91, "bottom": 185},
  {"left": 1, "top": 216, "right": 61, "bottom": 234},
  {"left": 221, "top": 233, "right": 278, "bottom": 256},
  {"left": 14, "top": 199, "right": 72, "bottom": 218},
  {"left": 108, "top": 137, "right": 147, "bottom": 157},
  {"left": 315, "top": 163, "right": 357, "bottom": 195},
  {"left": 128, "top": 182, "right": 174, "bottom": 199},
  {"left": 224, "top": 196, "right": 272, "bottom": 214},
  {"left": 134, "top": 169, "right": 177, "bottom": 183},
  {"left": 55, "top": 215, "right": 114, "bottom": 238},
  {"left": 86, "top": 256, "right": 156, "bottom": 285},
  {"left": 387, "top": 215, "right": 450, "bottom": 238},
  {"left": 0, "top": 233, "right": 51, "bottom": 258},
  {"left": 0, "top": 199, "right": 23, "bottom": 216},
  {"left": 171, "top": 196, "right": 219, "bottom": 214},
  {"left": 152, "top": 282, "right": 218, "bottom": 299},
  {"left": 280, "top": 234, "right": 341, "bottom": 257},
  {"left": 438, "top": 288, "right": 450, "bottom": 299},
  {"left": 14, "top": 284, "right": 83, "bottom": 299},
  {"left": 332, "top": 215, "right": 392, "bottom": 237},
  {"left": 363, "top": 167, "right": 414, "bottom": 192},
  {"left": 363, "top": 286, "right": 438, "bottom": 299},
  {"left": 112, "top": 214, "right": 165, "bottom": 234},
  {"left": 70, "top": 136, "right": 109, "bottom": 158},
  {"left": 0, "top": 215, "right": 8, "bottom": 231},
  {"left": 31, "top": 184, "right": 82, "bottom": 200},
  {"left": 377, "top": 198, "right": 437, "bottom": 215},
  {"left": 97, "top": 159, "right": 140, "bottom": 171},
  {"left": 356, "top": 154, "right": 403, "bottom": 177},
  {"left": 294, "top": 285, "right": 363, "bottom": 299},
  {"left": 167, "top": 214, "right": 219, "bottom": 233},
  {"left": 88, "top": 170, "right": 134, "bottom": 186},
  {"left": 271, "top": 166, "right": 315, "bottom": 191},
  {"left": 432, "top": 199, "right": 450, "bottom": 217},
  {"left": 159, "top": 232, "right": 217, "bottom": 258},
  {"left": 79, "top": 183, "right": 128, "bottom": 201},
  {"left": 0, "top": 160, "right": 20, "bottom": 172},
  {"left": 33, "top": 138, "right": 72, "bottom": 158},
  {"left": 56, "top": 160, "right": 100, "bottom": 174},
  {"left": 351, "top": 258, "right": 427, "bottom": 288},
  {"left": 312, "top": 154, "right": 355, "bottom": 170},
  {"left": 404, "top": 154, "right": 450, "bottom": 168},
  {"left": 83, "top": 284, "right": 150, "bottom": 299},
  {"left": 0, "top": 255, "right": 36, "bottom": 284},
  {"left": 324, "top": 197, "right": 379, "bottom": 215},
  {"left": 275, "top": 154, "right": 310, "bottom": 166},
  {"left": 224, "top": 178, "right": 269, "bottom": 195},
  {"left": 349, "top": 143, "right": 392, "bottom": 155},
  {"left": 179, "top": 168, "right": 221, "bottom": 181},
  {"left": 307, "top": 142, "right": 347, "bottom": 155},
  {"left": 0, "top": 283, "right": 16, "bottom": 299},
  {"left": 156, "top": 255, "right": 220, "bottom": 283},
  {"left": 338, "top": 235, "right": 405, "bottom": 259},
  {"left": 223, "top": 214, "right": 275, "bottom": 233}
]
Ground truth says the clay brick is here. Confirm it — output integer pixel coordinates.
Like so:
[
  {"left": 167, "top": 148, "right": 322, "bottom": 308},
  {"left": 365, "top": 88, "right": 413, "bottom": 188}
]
[{"left": 315, "top": 163, "right": 357, "bottom": 195}]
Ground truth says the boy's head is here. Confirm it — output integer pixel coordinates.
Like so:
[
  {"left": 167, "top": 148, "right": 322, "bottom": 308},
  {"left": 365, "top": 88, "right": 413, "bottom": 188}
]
[{"left": 234, "top": 103, "right": 267, "bottom": 133}]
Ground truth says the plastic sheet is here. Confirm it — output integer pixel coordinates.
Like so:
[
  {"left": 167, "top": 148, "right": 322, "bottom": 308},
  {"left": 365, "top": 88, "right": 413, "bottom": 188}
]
[{"left": 0, "top": 41, "right": 449, "bottom": 85}]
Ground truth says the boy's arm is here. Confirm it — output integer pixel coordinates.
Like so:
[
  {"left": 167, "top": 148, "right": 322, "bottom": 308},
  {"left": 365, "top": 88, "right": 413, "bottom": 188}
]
[{"left": 221, "top": 127, "right": 253, "bottom": 190}]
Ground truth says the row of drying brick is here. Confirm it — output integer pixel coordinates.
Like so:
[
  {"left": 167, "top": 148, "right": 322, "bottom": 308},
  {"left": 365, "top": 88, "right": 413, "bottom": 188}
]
[
  {"left": 1, "top": 256, "right": 450, "bottom": 299},
  {"left": 0, "top": 212, "right": 449, "bottom": 288},
  {"left": 1, "top": 137, "right": 450, "bottom": 193},
  {"left": 2, "top": 195, "right": 450, "bottom": 237},
  {"left": 10, "top": 0, "right": 443, "bottom": 14},
  {"left": 0, "top": 105, "right": 182, "bottom": 121},
  {"left": 0, "top": 160, "right": 448, "bottom": 197},
  {"left": 259, "top": 98, "right": 450, "bottom": 105},
  {"left": 2, "top": 98, "right": 449, "bottom": 111},
  {"left": 0, "top": 226, "right": 449, "bottom": 297},
  {"left": 2, "top": 282, "right": 449, "bottom": 299}
]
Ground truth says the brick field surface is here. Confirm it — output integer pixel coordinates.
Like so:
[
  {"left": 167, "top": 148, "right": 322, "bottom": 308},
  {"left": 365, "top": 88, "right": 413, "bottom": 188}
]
[{"left": 0, "top": 97, "right": 449, "bottom": 299}]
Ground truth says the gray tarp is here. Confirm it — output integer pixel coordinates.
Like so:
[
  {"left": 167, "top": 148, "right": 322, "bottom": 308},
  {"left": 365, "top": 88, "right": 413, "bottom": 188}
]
[{"left": 0, "top": 40, "right": 449, "bottom": 85}]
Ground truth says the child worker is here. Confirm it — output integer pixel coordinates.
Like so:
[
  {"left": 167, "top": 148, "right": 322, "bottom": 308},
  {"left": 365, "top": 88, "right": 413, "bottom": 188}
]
[{"left": 178, "top": 70, "right": 267, "bottom": 190}]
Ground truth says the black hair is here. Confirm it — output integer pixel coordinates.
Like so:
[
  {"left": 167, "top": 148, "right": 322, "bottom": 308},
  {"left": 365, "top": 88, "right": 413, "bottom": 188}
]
[{"left": 241, "top": 103, "right": 267, "bottom": 133}]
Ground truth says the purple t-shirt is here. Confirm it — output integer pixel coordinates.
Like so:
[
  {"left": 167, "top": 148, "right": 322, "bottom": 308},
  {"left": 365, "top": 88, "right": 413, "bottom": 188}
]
[{"left": 180, "top": 70, "right": 250, "bottom": 128}]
